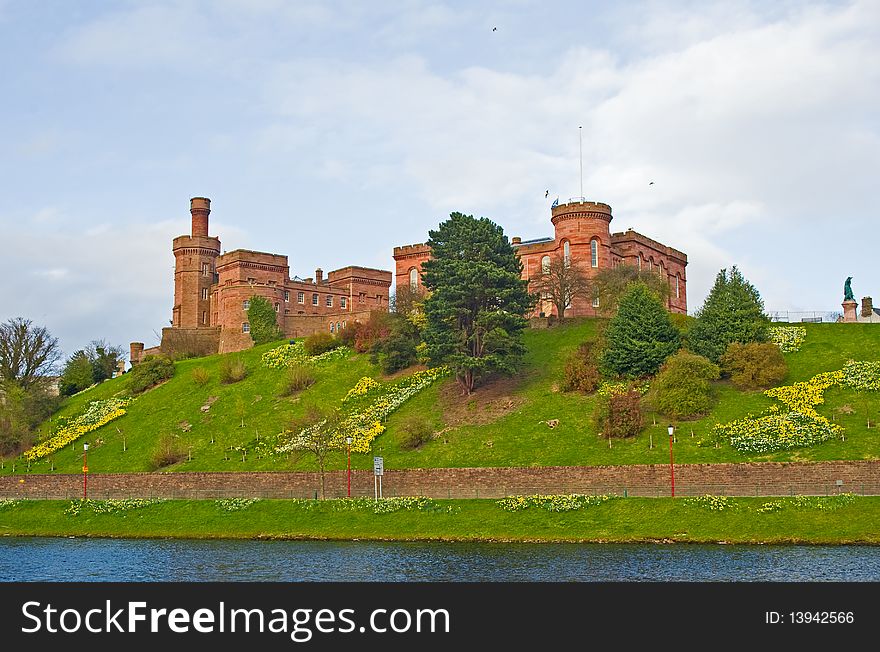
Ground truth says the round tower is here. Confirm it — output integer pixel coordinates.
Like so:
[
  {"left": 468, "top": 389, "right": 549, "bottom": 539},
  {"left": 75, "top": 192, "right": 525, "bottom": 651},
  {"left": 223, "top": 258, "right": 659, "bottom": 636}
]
[
  {"left": 550, "top": 199, "right": 613, "bottom": 271},
  {"left": 171, "top": 197, "right": 221, "bottom": 328}
]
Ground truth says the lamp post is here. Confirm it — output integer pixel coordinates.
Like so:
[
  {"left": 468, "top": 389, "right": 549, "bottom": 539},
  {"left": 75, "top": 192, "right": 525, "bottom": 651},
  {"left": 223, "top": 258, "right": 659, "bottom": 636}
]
[
  {"left": 667, "top": 425, "right": 675, "bottom": 498},
  {"left": 82, "top": 443, "right": 89, "bottom": 501},
  {"left": 346, "top": 436, "right": 353, "bottom": 498}
]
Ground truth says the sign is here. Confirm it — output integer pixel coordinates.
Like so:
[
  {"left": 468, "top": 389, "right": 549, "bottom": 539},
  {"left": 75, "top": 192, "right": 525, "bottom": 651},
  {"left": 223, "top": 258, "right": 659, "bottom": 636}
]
[{"left": 373, "top": 457, "right": 384, "bottom": 476}]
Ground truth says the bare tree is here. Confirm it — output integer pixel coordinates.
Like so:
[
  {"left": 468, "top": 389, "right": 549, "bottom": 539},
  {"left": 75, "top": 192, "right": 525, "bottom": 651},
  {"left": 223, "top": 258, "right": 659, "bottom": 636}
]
[
  {"left": 529, "top": 254, "right": 592, "bottom": 322},
  {"left": 290, "top": 405, "right": 339, "bottom": 500},
  {"left": 0, "top": 318, "right": 61, "bottom": 389},
  {"left": 593, "top": 265, "right": 671, "bottom": 316},
  {"left": 391, "top": 283, "right": 428, "bottom": 317}
]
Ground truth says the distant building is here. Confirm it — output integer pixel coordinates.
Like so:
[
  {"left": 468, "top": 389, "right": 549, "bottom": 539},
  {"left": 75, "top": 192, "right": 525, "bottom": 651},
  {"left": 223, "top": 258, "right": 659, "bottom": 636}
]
[
  {"left": 393, "top": 199, "right": 688, "bottom": 317},
  {"left": 131, "top": 197, "right": 392, "bottom": 362}
]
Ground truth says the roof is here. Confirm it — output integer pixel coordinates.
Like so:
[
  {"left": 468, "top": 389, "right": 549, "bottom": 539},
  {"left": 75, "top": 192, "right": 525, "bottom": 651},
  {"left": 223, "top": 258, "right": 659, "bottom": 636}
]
[{"left": 513, "top": 237, "right": 554, "bottom": 247}]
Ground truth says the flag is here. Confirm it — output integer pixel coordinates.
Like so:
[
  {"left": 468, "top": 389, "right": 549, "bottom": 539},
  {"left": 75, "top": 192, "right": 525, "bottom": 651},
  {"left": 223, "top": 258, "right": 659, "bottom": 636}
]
[{"left": 551, "top": 197, "right": 559, "bottom": 208}]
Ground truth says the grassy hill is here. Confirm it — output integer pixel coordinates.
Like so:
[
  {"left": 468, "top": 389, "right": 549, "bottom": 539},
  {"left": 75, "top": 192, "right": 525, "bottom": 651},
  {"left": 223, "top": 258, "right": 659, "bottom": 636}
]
[{"left": 3, "top": 321, "right": 880, "bottom": 476}]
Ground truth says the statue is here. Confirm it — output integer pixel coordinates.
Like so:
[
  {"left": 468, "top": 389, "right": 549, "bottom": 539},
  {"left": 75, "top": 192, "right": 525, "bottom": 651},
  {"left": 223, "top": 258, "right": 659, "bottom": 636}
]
[{"left": 844, "top": 277, "right": 855, "bottom": 302}]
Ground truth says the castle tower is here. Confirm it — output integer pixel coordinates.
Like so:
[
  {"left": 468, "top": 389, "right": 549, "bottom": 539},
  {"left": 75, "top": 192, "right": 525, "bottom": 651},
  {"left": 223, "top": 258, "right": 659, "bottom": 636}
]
[
  {"left": 550, "top": 200, "right": 613, "bottom": 271},
  {"left": 171, "top": 197, "right": 221, "bottom": 328}
]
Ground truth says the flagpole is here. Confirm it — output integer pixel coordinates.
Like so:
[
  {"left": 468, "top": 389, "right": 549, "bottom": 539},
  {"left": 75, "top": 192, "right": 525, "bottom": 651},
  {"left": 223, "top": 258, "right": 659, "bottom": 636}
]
[{"left": 579, "top": 126, "right": 583, "bottom": 200}]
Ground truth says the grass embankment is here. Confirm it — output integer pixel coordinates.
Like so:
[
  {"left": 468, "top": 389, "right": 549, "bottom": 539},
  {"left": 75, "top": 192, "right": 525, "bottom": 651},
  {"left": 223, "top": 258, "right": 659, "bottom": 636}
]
[
  {"left": 2, "top": 497, "right": 879, "bottom": 544},
  {"left": 3, "top": 321, "right": 879, "bottom": 476}
]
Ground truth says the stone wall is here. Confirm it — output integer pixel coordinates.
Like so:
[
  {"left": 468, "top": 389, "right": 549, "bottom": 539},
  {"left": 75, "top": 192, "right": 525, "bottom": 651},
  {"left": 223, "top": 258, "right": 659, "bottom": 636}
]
[{"left": 2, "top": 461, "right": 879, "bottom": 500}]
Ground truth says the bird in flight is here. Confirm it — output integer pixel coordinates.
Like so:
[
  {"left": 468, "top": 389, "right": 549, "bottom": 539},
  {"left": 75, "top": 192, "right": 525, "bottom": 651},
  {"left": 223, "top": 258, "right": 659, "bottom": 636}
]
[
  {"left": 492, "top": 27, "right": 497, "bottom": 31},
  {"left": 545, "top": 190, "right": 549, "bottom": 198},
  {"left": 649, "top": 181, "right": 655, "bottom": 185}
]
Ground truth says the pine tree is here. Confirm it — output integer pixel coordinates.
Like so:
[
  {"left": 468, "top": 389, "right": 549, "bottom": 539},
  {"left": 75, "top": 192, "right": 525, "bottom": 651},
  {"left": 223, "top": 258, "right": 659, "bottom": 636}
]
[
  {"left": 421, "top": 212, "right": 534, "bottom": 394},
  {"left": 601, "top": 283, "right": 680, "bottom": 378},
  {"left": 688, "top": 266, "right": 769, "bottom": 363}
]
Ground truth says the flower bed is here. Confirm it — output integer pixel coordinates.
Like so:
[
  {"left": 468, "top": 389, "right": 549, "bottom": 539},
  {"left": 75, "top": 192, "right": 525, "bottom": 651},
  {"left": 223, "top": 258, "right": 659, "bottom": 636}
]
[
  {"left": 685, "top": 495, "right": 737, "bottom": 511},
  {"left": 24, "top": 397, "right": 132, "bottom": 462},
  {"left": 496, "top": 494, "right": 613, "bottom": 512},
  {"left": 261, "top": 342, "right": 351, "bottom": 369},
  {"left": 64, "top": 498, "right": 163, "bottom": 517},
  {"left": 0, "top": 499, "right": 23, "bottom": 509},
  {"left": 769, "top": 326, "right": 807, "bottom": 353},
  {"left": 343, "top": 377, "right": 381, "bottom": 402},
  {"left": 276, "top": 366, "right": 449, "bottom": 455},
  {"left": 215, "top": 498, "right": 260, "bottom": 512},
  {"left": 838, "top": 360, "right": 880, "bottom": 391},
  {"left": 756, "top": 494, "right": 856, "bottom": 513},
  {"left": 596, "top": 381, "right": 650, "bottom": 398}
]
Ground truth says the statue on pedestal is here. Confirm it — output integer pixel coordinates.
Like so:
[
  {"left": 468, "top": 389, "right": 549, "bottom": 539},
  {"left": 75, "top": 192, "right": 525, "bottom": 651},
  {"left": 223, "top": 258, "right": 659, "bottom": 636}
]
[{"left": 844, "top": 277, "right": 855, "bottom": 302}]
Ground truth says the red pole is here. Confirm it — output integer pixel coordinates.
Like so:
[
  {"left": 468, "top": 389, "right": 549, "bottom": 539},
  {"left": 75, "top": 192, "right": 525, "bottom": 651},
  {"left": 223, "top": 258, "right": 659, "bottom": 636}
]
[
  {"left": 669, "top": 434, "right": 675, "bottom": 498},
  {"left": 347, "top": 443, "right": 351, "bottom": 498},
  {"left": 83, "top": 446, "right": 88, "bottom": 500}
]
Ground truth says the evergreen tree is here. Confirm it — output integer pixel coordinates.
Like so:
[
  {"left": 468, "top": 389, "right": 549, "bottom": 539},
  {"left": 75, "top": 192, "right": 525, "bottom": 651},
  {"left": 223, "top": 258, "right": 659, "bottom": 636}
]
[
  {"left": 246, "top": 295, "right": 284, "bottom": 345},
  {"left": 421, "top": 212, "right": 534, "bottom": 394},
  {"left": 601, "top": 283, "right": 680, "bottom": 378},
  {"left": 688, "top": 266, "right": 769, "bottom": 363}
]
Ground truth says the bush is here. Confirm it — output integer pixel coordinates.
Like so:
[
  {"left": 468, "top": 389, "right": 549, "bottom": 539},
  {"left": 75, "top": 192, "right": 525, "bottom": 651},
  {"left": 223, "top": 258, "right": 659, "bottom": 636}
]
[
  {"left": 371, "top": 314, "right": 420, "bottom": 374},
  {"left": 720, "top": 342, "right": 788, "bottom": 390},
  {"left": 219, "top": 356, "right": 248, "bottom": 384},
  {"left": 128, "top": 355, "right": 175, "bottom": 394},
  {"left": 337, "top": 323, "right": 358, "bottom": 347},
  {"left": 303, "top": 332, "right": 340, "bottom": 356},
  {"left": 562, "top": 340, "right": 602, "bottom": 393},
  {"left": 353, "top": 311, "right": 393, "bottom": 353},
  {"left": 648, "top": 351, "right": 720, "bottom": 419},
  {"left": 246, "top": 295, "right": 284, "bottom": 345},
  {"left": 150, "top": 434, "right": 186, "bottom": 470},
  {"left": 398, "top": 415, "right": 434, "bottom": 450},
  {"left": 593, "top": 387, "right": 643, "bottom": 438},
  {"left": 601, "top": 283, "right": 680, "bottom": 378},
  {"left": 281, "top": 364, "right": 317, "bottom": 396},
  {"left": 191, "top": 367, "right": 210, "bottom": 386}
]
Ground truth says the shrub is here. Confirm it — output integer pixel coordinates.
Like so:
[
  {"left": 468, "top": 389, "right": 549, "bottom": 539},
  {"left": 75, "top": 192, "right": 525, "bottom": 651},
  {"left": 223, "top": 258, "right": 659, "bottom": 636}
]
[
  {"left": 150, "top": 434, "right": 186, "bottom": 470},
  {"left": 281, "top": 364, "right": 316, "bottom": 396},
  {"left": 303, "top": 332, "right": 340, "bottom": 356},
  {"left": 337, "top": 322, "right": 358, "bottom": 347},
  {"left": 219, "top": 356, "right": 248, "bottom": 384},
  {"left": 398, "top": 415, "right": 434, "bottom": 450},
  {"left": 562, "top": 340, "right": 602, "bottom": 393},
  {"left": 648, "top": 351, "right": 720, "bottom": 419},
  {"left": 191, "top": 367, "right": 210, "bottom": 386},
  {"left": 593, "top": 387, "right": 643, "bottom": 438},
  {"left": 353, "top": 311, "right": 393, "bottom": 353},
  {"left": 128, "top": 355, "right": 175, "bottom": 394},
  {"left": 601, "top": 284, "right": 680, "bottom": 378},
  {"left": 669, "top": 313, "right": 696, "bottom": 348},
  {"left": 721, "top": 342, "right": 788, "bottom": 390},
  {"left": 371, "top": 314, "right": 420, "bottom": 374}
]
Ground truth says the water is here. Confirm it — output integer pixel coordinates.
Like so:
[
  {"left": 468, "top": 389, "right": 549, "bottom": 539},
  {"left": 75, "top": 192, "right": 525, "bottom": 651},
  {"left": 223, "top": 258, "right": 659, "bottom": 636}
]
[{"left": 2, "top": 538, "right": 879, "bottom": 581}]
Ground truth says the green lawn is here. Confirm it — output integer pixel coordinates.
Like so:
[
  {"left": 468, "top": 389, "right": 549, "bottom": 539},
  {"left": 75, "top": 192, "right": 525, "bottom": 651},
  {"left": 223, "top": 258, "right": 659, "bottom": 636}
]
[
  {"left": 2, "top": 496, "right": 879, "bottom": 544},
  {"left": 2, "top": 322, "right": 879, "bottom": 476}
]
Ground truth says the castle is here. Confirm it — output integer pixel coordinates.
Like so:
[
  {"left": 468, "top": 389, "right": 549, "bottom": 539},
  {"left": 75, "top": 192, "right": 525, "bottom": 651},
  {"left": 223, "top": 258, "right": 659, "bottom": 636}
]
[
  {"left": 130, "top": 198, "right": 392, "bottom": 363},
  {"left": 394, "top": 198, "right": 688, "bottom": 317},
  {"left": 131, "top": 196, "right": 687, "bottom": 363}
]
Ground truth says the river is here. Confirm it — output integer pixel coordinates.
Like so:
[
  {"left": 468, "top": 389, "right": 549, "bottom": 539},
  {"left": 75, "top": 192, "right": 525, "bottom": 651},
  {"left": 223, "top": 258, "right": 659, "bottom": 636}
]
[{"left": 2, "top": 538, "right": 879, "bottom": 581}]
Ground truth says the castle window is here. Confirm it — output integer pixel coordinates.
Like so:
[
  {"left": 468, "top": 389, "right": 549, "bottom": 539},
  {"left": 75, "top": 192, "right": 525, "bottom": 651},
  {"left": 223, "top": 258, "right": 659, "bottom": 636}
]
[
  {"left": 676, "top": 275, "right": 681, "bottom": 299},
  {"left": 329, "top": 322, "right": 335, "bottom": 333},
  {"left": 242, "top": 299, "right": 250, "bottom": 311},
  {"left": 202, "top": 311, "right": 207, "bottom": 325},
  {"left": 359, "top": 292, "right": 366, "bottom": 303},
  {"left": 274, "top": 303, "right": 280, "bottom": 312},
  {"left": 563, "top": 241, "right": 570, "bottom": 266},
  {"left": 285, "top": 309, "right": 290, "bottom": 315},
  {"left": 409, "top": 267, "right": 418, "bottom": 287},
  {"left": 242, "top": 322, "right": 250, "bottom": 333},
  {"left": 201, "top": 263, "right": 210, "bottom": 276},
  {"left": 312, "top": 293, "right": 319, "bottom": 306},
  {"left": 326, "top": 295, "right": 333, "bottom": 307},
  {"left": 297, "top": 292, "right": 305, "bottom": 304},
  {"left": 541, "top": 255, "right": 551, "bottom": 274},
  {"left": 638, "top": 255, "right": 642, "bottom": 271},
  {"left": 284, "top": 290, "right": 290, "bottom": 302},
  {"left": 592, "top": 296, "right": 600, "bottom": 308},
  {"left": 201, "top": 288, "right": 209, "bottom": 300},
  {"left": 342, "top": 321, "right": 346, "bottom": 329},
  {"left": 590, "top": 239, "right": 599, "bottom": 268},
  {"left": 336, "top": 322, "right": 341, "bottom": 332},
  {"left": 341, "top": 297, "right": 347, "bottom": 309}
]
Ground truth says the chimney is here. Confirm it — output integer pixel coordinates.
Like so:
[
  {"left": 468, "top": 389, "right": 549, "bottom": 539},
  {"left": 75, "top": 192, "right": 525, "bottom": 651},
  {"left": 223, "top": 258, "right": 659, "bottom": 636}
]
[
  {"left": 315, "top": 268, "right": 323, "bottom": 284},
  {"left": 861, "top": 297, "right": 873, "bottom": 318},
  {"left": 512, "top": 237, "right": 522, "bottom": 244},
  {"left": 190, "top": 197, "right": 211, "bottom": 237},
  {"left": 130, "top": 342, "right": 144, "bottom": 367}
]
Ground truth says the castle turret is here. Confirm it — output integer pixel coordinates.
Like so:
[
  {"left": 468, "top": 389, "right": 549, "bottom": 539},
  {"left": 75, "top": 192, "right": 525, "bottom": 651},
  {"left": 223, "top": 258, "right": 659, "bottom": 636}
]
[
  {"left": 171, "top": 197, "right": 221, "bottom": 328},
  {"left": 551, "top": 199, "right": 613, "bottom": 272}
]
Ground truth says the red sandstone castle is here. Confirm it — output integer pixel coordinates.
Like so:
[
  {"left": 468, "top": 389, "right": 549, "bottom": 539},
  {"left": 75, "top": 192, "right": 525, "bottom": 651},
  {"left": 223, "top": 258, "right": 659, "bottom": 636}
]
[
  {"left": 130, "top": 198, "right": 392, "bottom": 362},
  {"left": 131, "top": 195, "right": 686, "bottom": 362},
  {"left": 393, "top": 198, "right": 687, "bottom": 318}
]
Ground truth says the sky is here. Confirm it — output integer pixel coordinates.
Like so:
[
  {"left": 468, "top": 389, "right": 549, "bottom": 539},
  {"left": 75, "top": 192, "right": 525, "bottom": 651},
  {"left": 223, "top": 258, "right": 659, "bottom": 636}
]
[{"left": 1, "top": 0, "right": 878, "bottom": 358}]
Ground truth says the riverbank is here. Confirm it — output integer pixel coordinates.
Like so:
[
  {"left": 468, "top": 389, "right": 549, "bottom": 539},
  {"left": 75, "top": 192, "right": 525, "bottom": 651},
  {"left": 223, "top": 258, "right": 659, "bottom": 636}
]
[{"left": 2, "top": 496, "right": 880, "bottom": 544}]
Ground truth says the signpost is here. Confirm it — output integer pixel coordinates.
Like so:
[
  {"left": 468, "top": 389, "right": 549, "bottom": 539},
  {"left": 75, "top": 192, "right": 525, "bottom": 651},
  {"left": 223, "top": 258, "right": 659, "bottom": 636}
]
[{"left": 373, "top": 456, "right": 384, "bottom": 500}]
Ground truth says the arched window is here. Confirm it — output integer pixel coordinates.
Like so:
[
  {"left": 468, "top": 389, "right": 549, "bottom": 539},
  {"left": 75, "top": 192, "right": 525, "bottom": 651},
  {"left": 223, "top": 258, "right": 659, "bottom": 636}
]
[
  {"left": 590, "top": 239, "right": 599, "bottom": 268},
  {"left": 329, "top": 322, "right": 335, "bottom": 333},
  {"left": 541, "top": 255, "right": 551, "bottom": 274},
  {"left": 675, "top": 274, "right": 681, "bottom": 299},
  {"left": 336, "top": 322, "right": 341, "bottom": 332},
  {"left": 562, "top": 241, "right": 571, "bottom": 266},
  {"left": 637, "top": 255, "right": 642, "bottom": 271},
  {"left": 658, "top": 262, "right": 664, "bottom": 277},
  {"left": 409, "top": 267, "right": 418, "bottom": 287}
]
